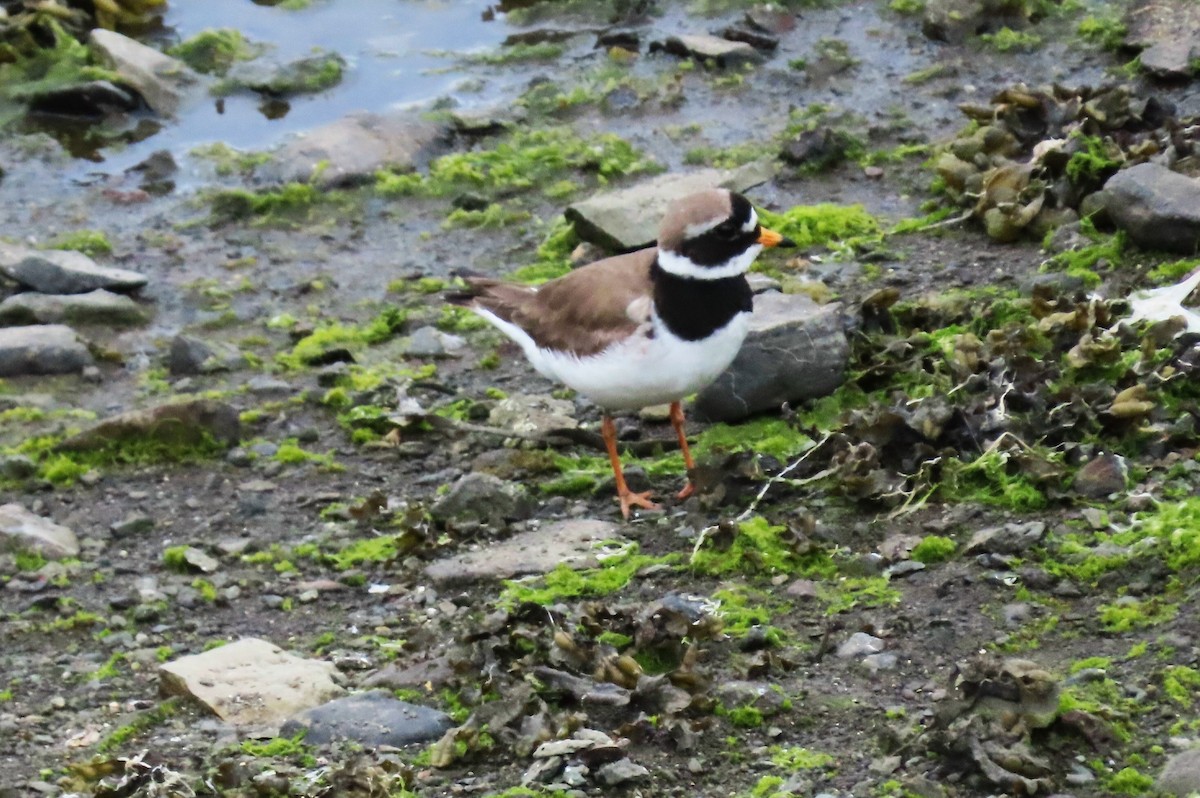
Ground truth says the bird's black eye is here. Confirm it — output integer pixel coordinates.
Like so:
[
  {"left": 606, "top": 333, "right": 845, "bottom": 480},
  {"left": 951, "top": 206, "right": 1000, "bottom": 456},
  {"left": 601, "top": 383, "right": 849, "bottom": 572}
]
[{"left": 715, "top": 221, "right": 739, "bottom": 239}]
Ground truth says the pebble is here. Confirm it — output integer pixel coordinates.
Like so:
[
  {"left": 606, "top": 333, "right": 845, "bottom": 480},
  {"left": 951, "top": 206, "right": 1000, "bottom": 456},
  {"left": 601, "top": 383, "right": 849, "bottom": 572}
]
[{"left": 837, "top": 632, "right": 885, "bottom": 659}]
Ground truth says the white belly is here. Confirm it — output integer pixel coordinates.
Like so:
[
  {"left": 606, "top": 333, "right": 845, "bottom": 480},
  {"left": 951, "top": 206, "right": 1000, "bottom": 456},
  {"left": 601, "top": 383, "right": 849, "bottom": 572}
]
[{"left": 530, "top": 314, "right": 750, "bottom": 412}]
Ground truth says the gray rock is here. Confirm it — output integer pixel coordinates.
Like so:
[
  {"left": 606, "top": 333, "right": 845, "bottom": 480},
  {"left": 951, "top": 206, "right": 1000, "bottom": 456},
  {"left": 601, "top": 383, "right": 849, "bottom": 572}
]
[
  {"left": 222, "top": 50, "right": 346, "bottom": 97},
  {"left": 168, "top": 334, "right": 248, "bottom": 375},
  {"left": 1126, "top": 1, "right": 1200, "bottom": 78},
  {"left": 280, "top": 690, "right": 453, "bottom": 746},
  {"left": 863, "top": 653, "right": 899, "bottom": 672},
  {"left": 716, "top": 681, "right": 792, "bottom": 716},
  {"left": 429, "top": 472, "right": 533, "bottom": 528},
  {"left": 424, "top": 518, "right": 619, "bottom": 586},
  {"left": 262, "top": 112, "right": 445, "bottom": 187},
  {"left": 0, "top": 503, "right": 80, "bottom": 558},
  {"left": 1104, "top": 164, "right": 1200, "bottom": 254},
  {"left": 401, "top": 326, "right": 466, "bottom": 358},
  {"left": 0, "top": 244, "right": 147, "bottom": 294},
  {"left": 652, "top": 33, "right": 763, "bottom": 66},
  {"left": 1158, "top": 746, "right": 1200, "bottom": 796},
  {"left": 921, "top": 0, "right": 987, "bottom": 43},
  {"left": 111, "top": 514, "right": 155, "bottom": 538},
  {"left": 488, "top": 393, "right": 578, "bottom": 435},
  {"left": 159, "top": 637, "right": 345, "bottom": 732},
  {"left": 596, "top": 758, "right": 650, "bottom": 786},
  {"left": 965, "top": 521, "right": 1047, "bottom": 556},
  {"left": 694, "top": 293, "right": 848, "bottom": 422},
  {"left": 89, "top": 29, "right": 207, "bottom": 116},
  {"left": 56, "top": 398, "right": 240, "bottom": 453},
  {"left": 0, "top": 325, "right": 93, "bottom": 376},
  {"left": 0, "top": 289, "right": 148, "bottom": 326},
  {"left": 0, "top": 454, "right": 36, "bottom": 480},
  {"left": 1073, "top": 453, "right": 1127, "bottom": 498},
  {"left": 837, "top": 632, "right": 885, "bottom": 658},
  {"left": 565, "top": 163, "right": 777, "bottom": 250}
]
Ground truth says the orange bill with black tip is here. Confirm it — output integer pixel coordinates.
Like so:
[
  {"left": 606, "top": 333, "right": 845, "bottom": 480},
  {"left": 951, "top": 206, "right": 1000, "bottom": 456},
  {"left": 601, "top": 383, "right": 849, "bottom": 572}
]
[{"left": 757, "top": 227, "right": 796, "bottom": 248}]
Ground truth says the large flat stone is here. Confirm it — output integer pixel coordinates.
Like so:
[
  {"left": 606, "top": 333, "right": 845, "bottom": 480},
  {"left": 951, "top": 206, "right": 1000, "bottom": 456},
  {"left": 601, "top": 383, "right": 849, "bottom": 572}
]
[
  {"left": 262, "top": 112, "right": 446, "bottom": 187},
  {"left": 0, "top": 243, "right": 148, "bottom": 294},
  {"left": 651, "top": 34, "right": 764, "bottom": 66},
  {"left": 0, "top": 289, "right": 148, "bottom": 326},
  {"left": 159, "top": 638, "right": 344, "bottom": 732},
  {"left": 694, "top": 293, "right": 848, "bottom": 422},
  {"left": 89, "top": 28, "right": 207, "bottom": 116},
  {"left": 565, "top": 163, "right": 777, "bottom": 250},
  {"left": 424, "top": 519, "right": 621, "bottom": 586},
  {"left": 280, "top": 690, "right": 453, "bottom": 746},
  {"left": 0, "top": 325, "right": 93, "bottom": 376},
  {"left": 1104, "top": 163, "right": 1200, "bottom": 254},
  {"left": 56, "top": 398, "right": 240, "bottom": 452},
  {"left": 0, "top": 503, "right": 80, "bottom": 558}
]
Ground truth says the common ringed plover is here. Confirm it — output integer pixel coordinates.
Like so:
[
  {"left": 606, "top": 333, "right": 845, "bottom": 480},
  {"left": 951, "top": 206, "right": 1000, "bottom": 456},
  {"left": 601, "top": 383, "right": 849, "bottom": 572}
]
[{"left": 458, "top": 188, "right": 793, "bottom": 518}]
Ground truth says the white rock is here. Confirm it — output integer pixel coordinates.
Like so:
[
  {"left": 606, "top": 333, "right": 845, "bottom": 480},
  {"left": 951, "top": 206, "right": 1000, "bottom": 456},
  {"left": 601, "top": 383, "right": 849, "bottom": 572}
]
[{"left": 159, "top": 638, "right": 344, "bottom": 732}]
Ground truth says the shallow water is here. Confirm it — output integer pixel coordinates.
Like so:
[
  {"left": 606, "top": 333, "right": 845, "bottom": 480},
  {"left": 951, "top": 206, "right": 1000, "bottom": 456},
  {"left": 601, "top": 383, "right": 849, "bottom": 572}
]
[{"left": 66, "top": 0, "right": 524, "bottom": 176}]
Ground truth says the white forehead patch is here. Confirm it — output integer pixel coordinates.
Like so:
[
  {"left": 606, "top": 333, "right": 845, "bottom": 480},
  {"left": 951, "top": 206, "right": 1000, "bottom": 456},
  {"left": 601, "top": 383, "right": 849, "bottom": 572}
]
[{"left": 742, "top": 208, "right": 758, "bottom": 233}]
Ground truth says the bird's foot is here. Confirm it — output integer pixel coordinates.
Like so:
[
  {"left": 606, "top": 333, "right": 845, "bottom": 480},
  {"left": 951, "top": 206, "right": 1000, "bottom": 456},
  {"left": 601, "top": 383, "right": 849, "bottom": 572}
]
[
  {"left": 676, "top": 482, "right": 696, "bottom": 501},
  {"left": 618, "top": 489, "right": 660, "bottom": 519}
]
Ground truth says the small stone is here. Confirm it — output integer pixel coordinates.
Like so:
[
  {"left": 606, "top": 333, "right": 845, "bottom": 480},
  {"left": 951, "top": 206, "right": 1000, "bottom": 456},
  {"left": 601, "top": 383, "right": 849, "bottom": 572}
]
[
  {"left": 0, "top": 325, "right": 94, "bottom": 376},
  {"left": 1105, "top": 163, "right": 1200, "bottom": 254},
  {"left": 169, "top": 334, "right": 248, "bottom": 375},
  {"left": 965, "top": 521, "right": 1047, "bottom": 556},
  {"left": 89, "top": 28, "right": 207, "bottom": 116},
  {"left": 280, "top": 690, "right": 453, "bottom": 746},
  {"left": 429, "top": 472, "right": 533, "bottom": 528},
  {"left": 0, "top": 503, "right": 80, "bottom": 558},
  {"left": 110, "top": 514, "right": 155, "bottom": 538},
  {"left": 837, "top": 632, "right": 885, "bottom": 658},
  {"left": 651, "top": 34, "right": 763, "bottom": 67},
  {"left": 489, "top": 393, "right": 578, "bottom": 434},
  {"left": 595, "top": 758, "right": 650, "bottom": 786},
  {"left": 1073, "top": 453, "right": 1127, "bottom": 498},
  {"left": 0, "top": 243, "right": 147, "bottom": 294},
  {"left": 863, "top": 653, "right": 899, "bottom": 672},
  {"left": 401, "top": 326, "right": 466, "bottom": 358},
  {"left": 0, "top": 289, "right": 148, "bottom": 326}
]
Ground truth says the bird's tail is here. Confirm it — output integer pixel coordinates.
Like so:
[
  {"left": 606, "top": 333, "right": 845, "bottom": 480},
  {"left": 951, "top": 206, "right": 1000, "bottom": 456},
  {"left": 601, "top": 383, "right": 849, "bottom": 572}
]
[{"left": 445, "top": 272, "right": 537, "bottom": 324}]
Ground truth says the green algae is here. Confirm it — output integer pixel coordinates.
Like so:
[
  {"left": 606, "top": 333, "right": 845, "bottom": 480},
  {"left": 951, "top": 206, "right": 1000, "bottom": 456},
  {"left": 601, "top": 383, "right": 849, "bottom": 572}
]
[
  {"left": 276, "top": 307, "right": 407, "bottom": 369},
  {"left": 695, "top": 417, "right": 813, "bottom": 462},
  {"left": 769, "top": 745, "right": 836, "bottom": 770},
  {"left": 1077, "top": 14, "right": 1127, "bottom": 50},
  {"left": 45, "top": 229, "right": 112, "bottom": 257},
  {"left": 713, "top": 586, "right": 785, "bottom": 645},
  {"left": 499, "top": 544, "right": 676, "bottom": 606},
  {"left": 168, "top": 28, "right": 261, "bottom": 75},
  {"left": 758, "top": 203, "right": 880, "bottom": 254},
  {"left": 507, "top": 216, "right": 579, "bottom": 284},
  {"left": 910, "top": 535, "right": 956, "bottom": 563},
  {"left": 376, "top": 127, "right": 659, "bottom": 201},
  {"left": 980, "top": 27, "right": 1043, "bottom": 51},
  {"left": 1162, "top": 665, "right": 1200, "bottom": 707},
  {"left": 1098, "top": 597, "right": 1179, "bottom": 632},
  {"left": 692, "top": 517, "right": 836, "bottom": 578}
]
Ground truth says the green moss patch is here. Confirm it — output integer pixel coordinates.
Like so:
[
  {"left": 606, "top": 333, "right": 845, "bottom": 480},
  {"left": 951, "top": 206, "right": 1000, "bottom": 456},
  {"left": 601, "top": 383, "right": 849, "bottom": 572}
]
[
  {"left": 758, "top": 203, "right": 880, "bottom": 254},
  {"left": 500, "top": 544, "right": 676, "bottom": 606},
  {"left": 168, "top": 28, "right": 262, "bottom": 75},
  {"left": 692, "top": 517, "right": 836, "bottom": 578}
]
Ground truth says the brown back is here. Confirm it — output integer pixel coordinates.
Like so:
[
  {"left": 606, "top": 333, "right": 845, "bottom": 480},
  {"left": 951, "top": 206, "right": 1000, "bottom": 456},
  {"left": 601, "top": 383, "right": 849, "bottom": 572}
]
[{"left": 467, "top": 248, "right": 657, "bottom": 358}]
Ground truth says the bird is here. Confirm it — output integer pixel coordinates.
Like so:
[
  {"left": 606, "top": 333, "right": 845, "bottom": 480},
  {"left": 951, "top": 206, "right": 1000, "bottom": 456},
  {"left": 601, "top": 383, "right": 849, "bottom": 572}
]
[{"left": 455, "top": 188, "right": 794, "bottom": 518}]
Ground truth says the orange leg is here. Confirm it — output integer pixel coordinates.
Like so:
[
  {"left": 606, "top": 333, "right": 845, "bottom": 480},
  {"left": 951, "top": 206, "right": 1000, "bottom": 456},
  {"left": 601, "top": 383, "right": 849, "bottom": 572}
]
[
  {"left": 670, "top": 401, "right": 697, "bottom": 500},
  {"left": 602, "top": 414, "right": 660, "bottom": 519}
]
